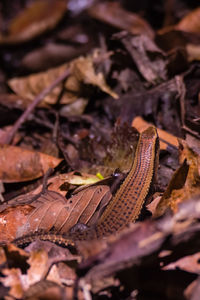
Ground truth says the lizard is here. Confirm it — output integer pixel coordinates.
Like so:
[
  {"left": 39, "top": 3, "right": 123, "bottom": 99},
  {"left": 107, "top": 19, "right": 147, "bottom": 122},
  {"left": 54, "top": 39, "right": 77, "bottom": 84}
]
[{"left": 7, "top": 126, "right": 159, "bottom": 248}]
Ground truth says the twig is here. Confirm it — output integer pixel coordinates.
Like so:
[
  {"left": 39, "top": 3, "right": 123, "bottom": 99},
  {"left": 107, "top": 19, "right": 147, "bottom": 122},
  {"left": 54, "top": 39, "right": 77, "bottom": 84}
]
[{"left": 4, "top": 68, "right": 70, "bottom": 145}]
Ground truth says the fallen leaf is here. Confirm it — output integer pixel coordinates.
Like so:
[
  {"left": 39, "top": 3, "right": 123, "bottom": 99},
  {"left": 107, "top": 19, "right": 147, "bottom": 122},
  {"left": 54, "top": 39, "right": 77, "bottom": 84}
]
[
  {"left": 1, "top": 268, "right": 25, "bottom": 298},
  {"left": 23, "top": 185, "right": 111, "bottom": 235},
  {"left": 176, "top": 7, "right": 200, "bottom": 34},
  {"left": 0, "top": 242, "right": 78, "bottom": 299},
  {"left": 0, "top": 182, "right": 112, "bottom": 239},
  {"left": 155, "top": 140, "right": 200, "bottom": 217},
  {"left": 154, "top": 159, "right": 189, "bottom": 217},
  {"left": 186, "top": 44, "right": 200, "bottom": 62},
  {"left": 59, "top": 172, "right": 102, "bottom": 186},
  {"left": 146, "top": 195, "right": 162, "bottom": 216},
  {"left": 0, "top": 205, "right": 33, "bottom": 242},
  {"left": 0, "top": 93, "right": 30, "bottom": 110},
  {"left": 71, "top": 53, "right": 118, "bottom": 99},
  {"left": 163, "top": 252, "right": 200, "bottom": 273},
  {"left": 0, "top": 246, "right": 6, "bottom": 265},
  {"left": 21, "top": 42, "right": 91, "bottom": 71},
  {"left": 88, "top": 2, "right": 154, "bottom": 38},
  {"left": 0, "top": 125, "right": 21, "bottom": 145},
  {"left": 23, "top": 280, "right": 61, "bottom": 300},
  {"left": 59, "top": 97, "right": 88, "bottom": 117},
  {"left": 132, "top": 116, "right": 179, "bottom": 150},
  {"left": 179, "top": 141, "right": 200, "bottom": 190},
  {"left": 156, "top": 7, "right": 200, "bottom": 53},
  {"left": 115, "top": 32, "right": 167, "bottom": 84},
  {"left": 8, "top": 63, "right": 70, "bottom": 106},
  {"left": 8, "top": 51, "right": 118, "bottom": 107},
  {"left": 0, "top": 0, "right": 67, "bottom": 44},
  {"left": 0, "top": 145, "right": 62, "bottom": 182}
]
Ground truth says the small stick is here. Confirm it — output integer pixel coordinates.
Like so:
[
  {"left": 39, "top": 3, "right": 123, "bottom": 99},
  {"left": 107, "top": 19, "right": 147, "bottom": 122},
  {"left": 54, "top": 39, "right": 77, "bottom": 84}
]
[{"left": 4, "top": 68, "right": 70, "bottom": 145}]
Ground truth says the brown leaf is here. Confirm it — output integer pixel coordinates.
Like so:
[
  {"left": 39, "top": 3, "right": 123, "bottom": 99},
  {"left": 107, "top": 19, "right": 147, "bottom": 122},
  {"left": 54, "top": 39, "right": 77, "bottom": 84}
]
[
  {"left": 179, "top": 141, "right": 200, "bottom": 188},
  {"left": 24, "top": 185, "right": 111, "bottom": 235},
  {"left": 176, "top": 7, "right": 200, "bottom": 34},
  {"left": 27, "top": 249, "right": 49, "bottom": 284},
  {"left": 8, "top": 63, "right": 69, "bottom": 106},
  {"left": 21, "top": 41, "right": 91, "bottom": 72},
  {"left": 0, "top": 205, "right": 33, "bottom": 242},
  {"left": 0, "top": 172, "right": 106, "bottom": 242},
  {"left": 0, "top": 0, "right": 67, "bottom": 44},
  {"left": 146, "top": 195, "right": 162, "bottom": 216},
  {"left": 132, "top": 116, "right": 179, "bottom": 150},
  {"left": 1, "top": 183, "right": 111, "bottom": 238},
  {"left": 0, "top": 125, "right": 21, "bottom": 145},
  {"left": 115, "top": 33, "right": 167, "bottom": 84},
  {"left": 71, "top": 54, "right": 118, "bottom": 99},
  {"left": 163, "top": 252, "right": 200, "bottom": 273},
  {"left": 0, "top": 172, "right": 101, "bottom": 208},
  {"left": 154, "top": 159, "right": 189, "bottom": 217},
  {"left": 0, "top": 93, "right": 30, "bottom": 110},
  {"left": 0, "top": 247, "right": 6, "bottom": 265},
  {"left": 156, "top": 8, "right": 200, "bottom": 53},
  {"left": 88, "top": 2, "right": 154, "bottom": 39},
  {"left": 8, "top": 51, "right": 118, "bottom": 108},
  {"left": 186, "top": 44, "right": 200, "bottom": 62},
  {"left": 1, "top": 268, "right": 25, "bottom": 298},
  {"left": 0, "top": 244, "right": 78, "bottom": 299},
  {"left": 0, "top": 145, "right": 62, "bottom": 182},
  {"left": 25, "top": 242, "right": 79, "bottom": 292},
  {"left": 155, "top": 140, "right": 200, "bottom": 217},
  {"left": 23, "top": 280, "right": 61, "bottom": 300},
  {"left": 78, "top": 197, "right": 200, "bottom": 291}
]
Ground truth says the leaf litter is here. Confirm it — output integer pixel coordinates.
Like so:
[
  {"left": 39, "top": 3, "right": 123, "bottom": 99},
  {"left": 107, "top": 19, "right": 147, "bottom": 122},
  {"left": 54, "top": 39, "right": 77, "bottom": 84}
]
[{"left": 0, "top": 1, "right": 200, "bottom": 299}]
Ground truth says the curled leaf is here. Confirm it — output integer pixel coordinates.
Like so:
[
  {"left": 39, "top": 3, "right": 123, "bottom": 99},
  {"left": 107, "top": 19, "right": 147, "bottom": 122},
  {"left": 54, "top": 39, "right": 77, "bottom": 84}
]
[{"left": 155, "top": 141, "right": 200, "bottom": 217}]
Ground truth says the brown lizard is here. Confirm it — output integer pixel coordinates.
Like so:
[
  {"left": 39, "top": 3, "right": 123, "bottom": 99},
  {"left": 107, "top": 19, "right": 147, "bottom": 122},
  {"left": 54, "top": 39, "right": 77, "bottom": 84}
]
[{"left": 11, "top": 126, "right": 159, "bottom": 248}]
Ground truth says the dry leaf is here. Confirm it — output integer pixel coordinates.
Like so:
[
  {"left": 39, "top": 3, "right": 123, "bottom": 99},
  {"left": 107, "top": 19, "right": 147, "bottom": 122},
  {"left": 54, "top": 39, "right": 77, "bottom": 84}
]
[
  {"left": 71, "top": 54, "right": 118, "bottom": 99},
  {"left": 0, "top": 172, "right": 106, "bottom": 241},
  {"left": 23, "top": 280, "right": 61, "bottom": 300},
  {"left": 21, "top": 42, "right": 91, "bottom": 71},
  {"left": 59, "top": 172, "right": 101, "bottom": 186},
  {"left": 0, "top": 205, "right": 33, "bottom": 242},
  {"left": 0, "top": 125, "right": 21, "bottom": 145},
  {"left": 186, "top": 44, "right": 200, "bottom": 62},
  {"left": 0, "top": 244, "right": 77, "bottom": 299},
  {"left": 179, "top": 141, "right": 200, "bottom": 190},
  {"left": 8, "top": 63, "right": 70, "bottom": 106},
  {"left": 176, "top": 7, "right": 200, "bottom": 34},
  {"left": 0, "top": 93, "right": 30, "bottom": 110},
  {"left": 88, "top": 2, "right": 154, "bottom": 38},
  {"left": 154, "top": 160, "right": 189, "bottom": 217},
  {"left": 1, "top": 268, "right": 25, "bottom": 298},
  {"left": 155, "top": 141, "right": 200, "bottom": 217},
  {"left": 0, "top": 144, "right": 62, "bottom": 183},
  {"left": 157, "top": 7, "right": 200, "bottom": 53},
  {"left": 116, "top": 33, "right": 167, "bottom": 84},
  {"left": 8, "top": 51, "right": 118, "bottom": 107},
  {"left": 132, "top": 116, "right": 179, "bottom": 150},
  {"left": 27, "top": 249, "right": 49, "bottom": 284},
  {"left": 22, "top": 185, "right": 111, "bottom": 235},
  {"left": 0, "top": 183, "right": 111, "bottom": 239},
  {"left": 163, "top": 252, "right": 200, "bottom": 273},
  {"left": 0, "top": 0, "right": 67, "bottom": 44},
  {"left": 0, "top": 172, "right": 101, "bottom": 207}
]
